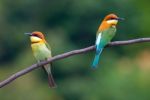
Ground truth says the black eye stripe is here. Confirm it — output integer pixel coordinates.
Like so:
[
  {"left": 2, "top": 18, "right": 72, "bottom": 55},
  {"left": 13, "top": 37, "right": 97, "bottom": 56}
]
[
  {"left": 109, "top": 18, "right": 117, "bottom": 20},
  {"left": 32, "top": 34, "right": 39, "bottom": 37},
  {"left": 32, "top": 34, "right": 42, "bottom": 39}
]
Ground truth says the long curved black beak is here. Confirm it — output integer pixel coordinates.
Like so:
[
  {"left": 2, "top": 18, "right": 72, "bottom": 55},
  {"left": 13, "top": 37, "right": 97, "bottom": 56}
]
[{"left": 24, "top": 32, "right": 32, "bottom": 36}]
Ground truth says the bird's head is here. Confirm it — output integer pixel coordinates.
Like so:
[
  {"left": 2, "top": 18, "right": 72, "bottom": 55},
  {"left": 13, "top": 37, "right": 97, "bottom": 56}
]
[
  {"left": 104, "top": 14, "right": 124, "bottom": 26},
  {"left": 99, "top": 13, "right": 124, "bottom": 31},
  {"left": 25, "top": 31, "right": 46, "bottom": 44}
]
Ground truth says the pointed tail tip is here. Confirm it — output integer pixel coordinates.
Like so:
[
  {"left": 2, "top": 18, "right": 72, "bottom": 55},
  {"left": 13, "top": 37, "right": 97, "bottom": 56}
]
[
  {"left": 91, "top": 59, "right": 98, "bottom": 69},
  {"left": 48, "top": 81, "right": 57, "bottom": 88},
  {"left": 48, "top": 84, "right": 57, "bottom": 88},
  {"left": 48, "top": 74, "right": 57, "bottom": 88}
]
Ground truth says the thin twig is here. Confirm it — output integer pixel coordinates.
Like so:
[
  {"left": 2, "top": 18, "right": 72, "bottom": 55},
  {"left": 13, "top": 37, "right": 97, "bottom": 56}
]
[{"left": 0, "top": 38, "right": 150, "bottom": 88}]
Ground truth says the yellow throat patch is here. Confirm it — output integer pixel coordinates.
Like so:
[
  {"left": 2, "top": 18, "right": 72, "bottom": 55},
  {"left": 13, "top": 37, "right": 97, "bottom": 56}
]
[
  {"left": 30, "top": 36, "right": 42, "bottom": 44},
  {"left": 106, "top": 20, "right": 118, "bottom": 25}
]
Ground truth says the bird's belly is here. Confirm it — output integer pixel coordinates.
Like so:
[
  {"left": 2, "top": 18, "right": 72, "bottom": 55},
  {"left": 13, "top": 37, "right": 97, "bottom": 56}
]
[{"left": 31, "top": 43, "right": 51, "bottom": 60}]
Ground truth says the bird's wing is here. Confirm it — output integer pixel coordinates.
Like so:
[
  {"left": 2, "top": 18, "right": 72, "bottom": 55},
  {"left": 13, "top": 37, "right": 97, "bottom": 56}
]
[
  {"left": 97, "top": 27, "right": 116, "bottom": 47},
  {"left": 96, "top": 32, "right": 101, "bottom": 46},
  {"left": 45, "top": 42, "right": 51, "bottom": 51},
  {"left": 45, "top": 42, "right": 53, "bottom": 59},
  {"left": 95, "top": 32, "right": 102, "bottom": 53},
  {"left": 95, "top": 27, "right": 116, "bottom": 53}
]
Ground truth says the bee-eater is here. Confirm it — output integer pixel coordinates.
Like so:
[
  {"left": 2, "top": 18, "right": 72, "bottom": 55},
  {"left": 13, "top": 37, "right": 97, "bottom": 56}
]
[
  {"left": 92, "top": 14, "right": 124, "bottom": 68},
  {"left": 25, "top": 31, "right": 57, "bottom": 88}
]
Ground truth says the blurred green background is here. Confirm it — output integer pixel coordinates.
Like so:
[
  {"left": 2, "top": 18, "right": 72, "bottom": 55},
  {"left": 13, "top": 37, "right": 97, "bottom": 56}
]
[{"left": 0, "top": 0, "right": 150, "bottom": 100}]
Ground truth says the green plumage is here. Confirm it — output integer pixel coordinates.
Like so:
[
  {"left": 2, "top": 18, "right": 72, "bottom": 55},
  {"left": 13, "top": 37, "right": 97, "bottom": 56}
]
[
  {"left": 31, "top": 42, "right": 56, "bottom": 88},
  {"left": 32, "top": 43, "right": 51, "bottom": 60},
  {"left": 92, "top": 26, "right": 116, "bottom": 68},
  {"left": 97, "top": 27, "right": 116, "bottom": 48}
]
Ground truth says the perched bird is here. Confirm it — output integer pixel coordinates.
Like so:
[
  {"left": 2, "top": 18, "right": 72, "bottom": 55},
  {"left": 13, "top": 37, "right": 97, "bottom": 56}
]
[
  {"left": 92, "top": 14, "right": 124, "bottom": 68},
  {"left": 25, "top": 31, "right": 56, "bottom": 88}
]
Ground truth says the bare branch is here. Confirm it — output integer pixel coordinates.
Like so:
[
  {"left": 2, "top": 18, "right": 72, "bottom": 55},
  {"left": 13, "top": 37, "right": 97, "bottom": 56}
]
[{"left": 0, "top": 38, "right": 150, "bottom": 88}]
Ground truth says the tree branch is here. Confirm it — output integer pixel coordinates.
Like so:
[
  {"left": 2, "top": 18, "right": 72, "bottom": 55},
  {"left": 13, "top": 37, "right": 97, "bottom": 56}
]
[{"left": 0, "top": 38, "right": 150, "bottom": 88}]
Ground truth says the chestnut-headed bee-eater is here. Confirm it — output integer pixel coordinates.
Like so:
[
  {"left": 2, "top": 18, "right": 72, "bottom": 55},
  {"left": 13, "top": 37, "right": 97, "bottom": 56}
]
[
  {"left": 25, "top": 31, "right": 57, "bottom": 88},
  {"left": 92, "top": 14, "right": 124, "bottom": 68}
]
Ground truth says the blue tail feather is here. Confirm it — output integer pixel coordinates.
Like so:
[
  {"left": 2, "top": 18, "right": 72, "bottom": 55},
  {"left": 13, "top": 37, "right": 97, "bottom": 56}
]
[{"left": 91, "top": 48, "right": 103, "bottom": 69}]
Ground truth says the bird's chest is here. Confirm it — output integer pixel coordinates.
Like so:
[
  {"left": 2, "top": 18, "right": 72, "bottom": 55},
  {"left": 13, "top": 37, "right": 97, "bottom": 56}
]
[
  {"left": 102, "top": 27, "right": 116, "bottom": 39},
  {"left": 106, "top": 27, "right": 116, "bottom": 37},
  {"left": 31, "top": 43, "right": 51, "bottom": 60}
]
